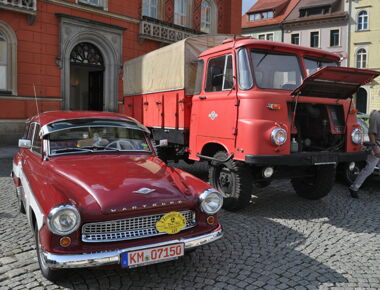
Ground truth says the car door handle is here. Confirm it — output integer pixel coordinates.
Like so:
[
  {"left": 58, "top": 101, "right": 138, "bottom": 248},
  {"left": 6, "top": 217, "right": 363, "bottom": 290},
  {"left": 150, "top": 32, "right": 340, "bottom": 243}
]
[{"left": 199, "top": 96, "right": 207, "bottom": 100}]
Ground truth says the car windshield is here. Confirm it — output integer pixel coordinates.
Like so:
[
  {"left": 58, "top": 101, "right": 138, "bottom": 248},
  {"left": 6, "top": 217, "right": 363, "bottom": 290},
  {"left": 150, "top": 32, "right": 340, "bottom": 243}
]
[
  {"left": 48, "top": 126, "right": 151, "bottom": 156},
  {"left": 251, "top": 50, "right": 303, "bottom": 91},
  {"left": 304, "top": 58, "right": 338, "bottom": 76}
]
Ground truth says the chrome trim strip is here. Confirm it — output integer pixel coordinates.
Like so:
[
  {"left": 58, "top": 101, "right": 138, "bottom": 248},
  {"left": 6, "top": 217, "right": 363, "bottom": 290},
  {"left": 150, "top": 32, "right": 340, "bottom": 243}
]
[{"left": 42, "top": 226, "right": 222, "bottom": 269}]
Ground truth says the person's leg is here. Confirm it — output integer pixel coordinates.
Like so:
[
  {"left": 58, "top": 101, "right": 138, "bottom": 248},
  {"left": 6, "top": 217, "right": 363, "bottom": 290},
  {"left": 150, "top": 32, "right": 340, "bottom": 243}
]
[{"left": 350, "top": 154, "right": 379, "bottom": 193}]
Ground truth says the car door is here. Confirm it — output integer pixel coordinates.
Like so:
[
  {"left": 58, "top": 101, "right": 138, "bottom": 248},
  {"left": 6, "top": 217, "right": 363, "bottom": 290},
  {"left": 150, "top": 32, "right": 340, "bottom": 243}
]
[
  {"left": 192, "top": 54, "right": 238, "bottom": 148},
  {"left": 22, "top": 122, "right": 45, "bottom": 210}
]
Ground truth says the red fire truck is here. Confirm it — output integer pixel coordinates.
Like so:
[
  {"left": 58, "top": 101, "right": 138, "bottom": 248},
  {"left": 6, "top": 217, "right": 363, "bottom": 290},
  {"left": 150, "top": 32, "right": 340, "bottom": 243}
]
[{"left": 123, "top": 35, "right": 380, "bottom": 211}]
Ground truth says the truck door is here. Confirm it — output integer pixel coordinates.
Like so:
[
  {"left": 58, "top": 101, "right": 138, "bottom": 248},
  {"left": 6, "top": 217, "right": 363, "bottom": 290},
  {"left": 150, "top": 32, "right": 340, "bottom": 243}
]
[{"left": 191, "top": 54, "right": 238, "bottom": 155}]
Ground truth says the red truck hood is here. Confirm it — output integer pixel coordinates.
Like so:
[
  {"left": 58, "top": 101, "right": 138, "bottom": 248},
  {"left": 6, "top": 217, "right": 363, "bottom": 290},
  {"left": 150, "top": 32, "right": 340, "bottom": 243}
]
[
  {"left": 292, "top": 66, "right": 380, "bottom": 99},
  {"left": 46, "top": 154, "right": 196, "bottom": 213}
]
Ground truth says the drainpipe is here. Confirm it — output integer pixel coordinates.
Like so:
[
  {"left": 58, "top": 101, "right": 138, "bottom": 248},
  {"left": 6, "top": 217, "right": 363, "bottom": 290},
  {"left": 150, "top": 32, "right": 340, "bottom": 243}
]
[{"left": 347, "top": 0, "right": 352, "bottom": 67}]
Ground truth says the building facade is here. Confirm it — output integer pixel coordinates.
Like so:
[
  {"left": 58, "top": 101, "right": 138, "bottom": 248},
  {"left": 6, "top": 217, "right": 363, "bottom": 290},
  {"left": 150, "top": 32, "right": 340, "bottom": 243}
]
[
  {"left": 348, "top": 0, "right": 380, "bottom": 113},
  {"left": 242, "top": 0, "right": 300, "bottom": 42},
  {"left": 282, "top": 0, "right": 348, "bottom": 66},
  {"left": 0, "top": 0, "right": 242, "bottom": 144}
]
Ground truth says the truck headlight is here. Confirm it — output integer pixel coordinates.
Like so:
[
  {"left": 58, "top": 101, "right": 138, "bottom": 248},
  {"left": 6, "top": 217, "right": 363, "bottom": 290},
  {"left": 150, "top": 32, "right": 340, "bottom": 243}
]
[
  {"left": 199, "top": 189, "right": 223, "bottom": 215},
  {"left": 351, "top": 128, "right": 363, "bottom": 144},
  {"left": 271, "top": 128, "right": 287, "bottom": 146},
  {"left": 47, "top": 205, "right": 81, "bottom": 235}
]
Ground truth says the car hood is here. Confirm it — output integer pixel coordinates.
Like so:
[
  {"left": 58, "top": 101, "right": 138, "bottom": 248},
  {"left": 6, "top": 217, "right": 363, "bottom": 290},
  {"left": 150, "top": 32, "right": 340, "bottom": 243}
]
[
  {"left": 292, "top": 66, "right": 380, "bottom": 99},
  {"left": 45, "top": 154, "right": 197, "bottom": 214}
]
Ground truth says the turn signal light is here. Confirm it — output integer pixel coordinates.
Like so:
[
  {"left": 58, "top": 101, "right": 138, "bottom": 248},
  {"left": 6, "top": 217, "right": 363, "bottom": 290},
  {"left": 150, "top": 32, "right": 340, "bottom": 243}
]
[
  {"left": 267, "top": 104, "right": 281, "bottom": 110},
  {"left": 59, "top": 237, "right": 71, "bottom": 247},
  {"left": 207, "top": 216, "right": 215, "bottom": 225}
]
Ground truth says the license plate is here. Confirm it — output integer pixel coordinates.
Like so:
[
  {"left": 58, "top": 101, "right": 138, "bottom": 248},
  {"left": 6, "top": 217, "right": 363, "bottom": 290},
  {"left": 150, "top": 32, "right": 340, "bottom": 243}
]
[
  {"left": 312, "top": 154, "right": 337, "bottom": 165},
  {"left": 121, "top": 243, "right": 184, "bottom": 268}
]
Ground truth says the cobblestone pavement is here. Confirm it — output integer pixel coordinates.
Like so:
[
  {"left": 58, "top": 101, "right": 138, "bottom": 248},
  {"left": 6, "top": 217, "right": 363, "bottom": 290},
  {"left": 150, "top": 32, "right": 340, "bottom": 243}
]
[{"left": 0, "top": 159, "right": 379, "bottom": 290}]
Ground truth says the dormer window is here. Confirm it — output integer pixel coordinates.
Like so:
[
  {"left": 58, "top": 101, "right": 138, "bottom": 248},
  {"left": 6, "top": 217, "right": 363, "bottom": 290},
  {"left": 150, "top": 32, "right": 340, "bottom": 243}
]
[
  {"left": 300, "top": 6, "right": 330, "bottom": 17},
  {"left": 248, "top": 10, "right": 274, "bottom": 22}
]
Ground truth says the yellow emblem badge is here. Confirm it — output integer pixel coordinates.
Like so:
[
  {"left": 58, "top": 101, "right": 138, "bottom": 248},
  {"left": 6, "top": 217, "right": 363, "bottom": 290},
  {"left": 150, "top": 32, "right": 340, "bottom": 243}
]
[{"left": 156, "top": 212, "right": 186, "bottom": 234}]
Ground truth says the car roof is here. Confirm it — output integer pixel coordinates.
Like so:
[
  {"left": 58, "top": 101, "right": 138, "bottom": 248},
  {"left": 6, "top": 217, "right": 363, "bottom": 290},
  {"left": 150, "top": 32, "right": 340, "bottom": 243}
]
[
  {"left": 199, "top": 37, "right": 341, "bottom": 61},
  {"left": 27, "top": 111, "right": 136, "bottom": 127}
]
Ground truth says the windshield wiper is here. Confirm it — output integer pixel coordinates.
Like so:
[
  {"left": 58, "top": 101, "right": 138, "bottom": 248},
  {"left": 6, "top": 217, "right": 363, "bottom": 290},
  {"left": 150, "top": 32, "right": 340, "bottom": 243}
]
[
  {"left": 80, "top": 146, "right": 121, "bottom": 152},
  {"left": 52, "top": 147, "right": 93, "bottom": 154},
  {"left": 256, "top": 53, "right": 268, "bottom": 67}
]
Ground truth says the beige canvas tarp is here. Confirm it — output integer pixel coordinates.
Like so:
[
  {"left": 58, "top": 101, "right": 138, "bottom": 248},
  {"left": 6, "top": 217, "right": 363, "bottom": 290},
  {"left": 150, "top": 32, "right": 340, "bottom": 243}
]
[{"left": 123, "top": 35, "right": 232, "bottom": 96}]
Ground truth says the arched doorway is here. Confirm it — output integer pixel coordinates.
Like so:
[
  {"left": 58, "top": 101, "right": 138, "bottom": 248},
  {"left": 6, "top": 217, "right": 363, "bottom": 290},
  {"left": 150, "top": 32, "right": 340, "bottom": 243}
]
[
  {"left": 356, "top": 87, "right": 368, "bottom": 114},
  {"left": 69, "top": 42, "right": 104, "bottom": 111}
]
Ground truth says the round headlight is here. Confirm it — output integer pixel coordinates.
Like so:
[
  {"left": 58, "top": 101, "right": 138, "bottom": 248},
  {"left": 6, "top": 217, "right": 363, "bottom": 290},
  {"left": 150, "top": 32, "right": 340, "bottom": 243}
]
[
  {"left": 199, "top": 189, "right": 223, "bottom": 215},
  {"left": 351, "top": 128, "right": 363, "bottom": 144},
  {"left": 47, "top": 205, "right": 81, "bottom": 235},
  {"left": 271, "top": 128, "right": 287, "bottom": 146}
]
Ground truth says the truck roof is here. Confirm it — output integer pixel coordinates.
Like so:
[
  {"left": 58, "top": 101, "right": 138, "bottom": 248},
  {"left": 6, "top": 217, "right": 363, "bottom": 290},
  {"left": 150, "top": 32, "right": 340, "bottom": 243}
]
[{"left": 199, "top": 37, "right": 341, "bottom": 61}]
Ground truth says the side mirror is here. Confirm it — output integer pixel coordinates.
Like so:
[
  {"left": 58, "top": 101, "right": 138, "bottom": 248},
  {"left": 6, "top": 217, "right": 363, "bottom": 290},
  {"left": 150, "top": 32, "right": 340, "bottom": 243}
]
[
  {"left": 157, "top": 139, "right": 168, "bottom": 148},
  {"left": 18, "top": 139, "right": 31, "bottom": 149}
]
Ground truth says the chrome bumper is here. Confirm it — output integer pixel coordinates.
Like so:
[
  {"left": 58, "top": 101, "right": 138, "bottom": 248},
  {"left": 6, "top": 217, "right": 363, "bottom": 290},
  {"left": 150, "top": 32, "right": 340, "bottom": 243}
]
[{"left": 42, "top": 226, "right": 222, "bottom": 269}]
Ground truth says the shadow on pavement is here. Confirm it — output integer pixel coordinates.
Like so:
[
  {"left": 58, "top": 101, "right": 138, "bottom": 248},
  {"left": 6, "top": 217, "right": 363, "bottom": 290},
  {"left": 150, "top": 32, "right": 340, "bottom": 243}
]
[{"left": 0, "top": 158, "right": 12, "bottom": 177}]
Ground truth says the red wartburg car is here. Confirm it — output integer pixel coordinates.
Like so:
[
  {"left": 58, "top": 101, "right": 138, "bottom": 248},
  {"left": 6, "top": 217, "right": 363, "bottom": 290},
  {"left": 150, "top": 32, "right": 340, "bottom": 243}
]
[{"left": 12, "top": 111, "right": 223, "bottom": 281}]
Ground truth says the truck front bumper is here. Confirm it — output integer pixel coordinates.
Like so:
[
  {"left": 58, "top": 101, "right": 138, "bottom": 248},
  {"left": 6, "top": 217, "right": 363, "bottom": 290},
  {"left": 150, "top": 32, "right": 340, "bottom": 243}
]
[
  {"left": 245, "top": 151, "right": 367, "bottom": 166},
  {"left": 42, "top": 225, "right": 222, "bottom": 269}
]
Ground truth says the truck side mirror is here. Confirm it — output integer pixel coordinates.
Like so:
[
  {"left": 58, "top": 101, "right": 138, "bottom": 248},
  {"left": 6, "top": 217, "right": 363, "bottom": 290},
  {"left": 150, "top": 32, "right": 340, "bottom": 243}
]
[{"left": 18, "top": 139, "right": 32, "bottom": 149}]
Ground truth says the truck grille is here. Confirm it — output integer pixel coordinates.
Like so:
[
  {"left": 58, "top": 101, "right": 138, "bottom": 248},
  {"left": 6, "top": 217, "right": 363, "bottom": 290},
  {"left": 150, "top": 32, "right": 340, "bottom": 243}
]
[{"left": 82, "top": 210, "right": 196, "bottom": 243}]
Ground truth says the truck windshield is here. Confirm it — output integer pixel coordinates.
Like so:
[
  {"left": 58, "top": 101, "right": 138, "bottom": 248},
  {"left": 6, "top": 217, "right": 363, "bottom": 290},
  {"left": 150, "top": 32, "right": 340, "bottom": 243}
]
[
  {"left": 304, "top": 57, "right": 338, "bottom": 76},
  {"left": 251, "top": 50, "right": 303, "bottom": 90}
]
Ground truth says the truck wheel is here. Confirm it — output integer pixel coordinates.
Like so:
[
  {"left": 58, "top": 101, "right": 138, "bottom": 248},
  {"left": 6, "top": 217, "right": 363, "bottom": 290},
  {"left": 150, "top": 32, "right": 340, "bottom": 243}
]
[
  {"left": 35, "top": 226, "right": 65, "bottom": 281},
  {"left": 208, "top": 151, "right": 252, "bottom": 211},
  {"left": 291, "top": 165, "right": 335, "bottom": 200}
]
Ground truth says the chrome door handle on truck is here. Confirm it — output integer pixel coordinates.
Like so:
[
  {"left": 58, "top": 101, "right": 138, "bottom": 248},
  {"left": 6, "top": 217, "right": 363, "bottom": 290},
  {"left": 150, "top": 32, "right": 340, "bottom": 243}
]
[{"left": 199, "top": 96, "right": 207, "bottom": 100}]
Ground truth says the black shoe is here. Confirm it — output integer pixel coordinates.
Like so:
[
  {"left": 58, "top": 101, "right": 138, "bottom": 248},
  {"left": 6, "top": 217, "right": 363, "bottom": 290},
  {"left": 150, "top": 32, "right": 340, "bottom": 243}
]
[{"left": 349, "top": 188, "right": 359, "bottom": 198}]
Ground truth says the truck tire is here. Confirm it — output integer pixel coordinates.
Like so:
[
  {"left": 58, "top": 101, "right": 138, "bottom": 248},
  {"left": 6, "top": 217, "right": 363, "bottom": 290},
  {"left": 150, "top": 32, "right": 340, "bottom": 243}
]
[
  {"left": 35, "top": 226, "right": 65, "bottom": 281},
  {"left": 291, "top": 164, "right": 335, "bottom": 200},
  {"left": 208, "top": 151, "right": 252, "bottom": 211}
]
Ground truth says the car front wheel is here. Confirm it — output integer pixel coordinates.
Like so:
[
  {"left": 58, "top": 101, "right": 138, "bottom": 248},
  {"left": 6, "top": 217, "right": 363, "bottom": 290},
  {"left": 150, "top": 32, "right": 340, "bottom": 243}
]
[{"left": 35, "top": 226, "right": 65, "bottom": 281}]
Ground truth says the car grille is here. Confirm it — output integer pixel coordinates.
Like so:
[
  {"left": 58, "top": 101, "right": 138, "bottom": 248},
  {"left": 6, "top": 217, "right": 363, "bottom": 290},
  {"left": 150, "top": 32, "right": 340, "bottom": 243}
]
[{"left": 82, "top": 210, "right": 196, "bottom": 243}]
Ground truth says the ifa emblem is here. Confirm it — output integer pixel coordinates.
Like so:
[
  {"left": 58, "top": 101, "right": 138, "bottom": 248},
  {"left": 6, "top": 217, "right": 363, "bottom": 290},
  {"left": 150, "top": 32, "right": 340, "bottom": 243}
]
[{"left": 208, "top": 111, "right": 218, "bottom": 120}]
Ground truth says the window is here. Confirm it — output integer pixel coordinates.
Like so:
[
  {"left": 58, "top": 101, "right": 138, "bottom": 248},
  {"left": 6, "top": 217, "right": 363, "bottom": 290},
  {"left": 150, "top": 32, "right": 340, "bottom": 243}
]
[
  {"left": 193, "top": 60, "right": 204, "bottom": 95},
  {"left": 356, "top": 48, "right": 367, "bottom": 68},
  {"left": 32, "top": 124, "right": 42, "bottom": 154},
  {"left": 330, "top": 29, "right": 339, "bottom": 47},
  {"left": 291, "top": 33, "right": 300, "bottom": 45},
  {"left": 174, "top": 0, "right": 189, "bottom": 27},
  {"left": 249, "top": 10, "right": 274, "bottom": 21},
  {"left": 304, "top": 57, "right": 338, "bottom": 76},
  {"left": 237, "top": 49, "right": 253, "bottom": 90},
  {"left": 79, "top": 0, "right": 104, "bottom": 7},
  {"left": 300, "top": 6, "right": 330, "bottom": 17},
  {"left": 0, "top": 21, "right": 17, "bottom": 94},
  {"left": 310, "top": 31, "right": 319, "bottom": 48},
  {"left": 142, "top": 0, "right": 158, "bottom": 18},
  {"left": 0, "top": 32, "right": 7, "bottom": 91},
  {"left": 258, "top": 34, "right": 265, "bottom": 40},
  {"left": 251, "top": 51, "right": 303, "bottom": 90},
  {"left": 201, "top": 0, "right": 216, "bottom": 33},
  {"left": 266, "top": 33, "right": 273, "bottom": 41},
  {"left": 205, "top": 55, "right": 234, "bottom": 92},
  {"left": 357, "top": 10, "right": 368, "bottom": 31}
]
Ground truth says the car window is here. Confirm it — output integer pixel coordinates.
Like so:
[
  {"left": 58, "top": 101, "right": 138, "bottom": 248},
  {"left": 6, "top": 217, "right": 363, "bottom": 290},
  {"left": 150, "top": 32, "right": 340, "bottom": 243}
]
[
  {"left": 31, "top": 124, "right": 42, "bottom": 154},
  {"left": 26, "top": 123, "right": 35, "bottom": 141},
  {"left": 304, "top": 58, "right": 338, "bottom": 76},
  {"left": 49, "top": 126, "right": 151, "bottom": 156},
  {"left": 205, "top": 55, "right": 234, "bottom": 92},
  {"left": 251, "top": 50, "right": 303, "bottom": 90}
]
